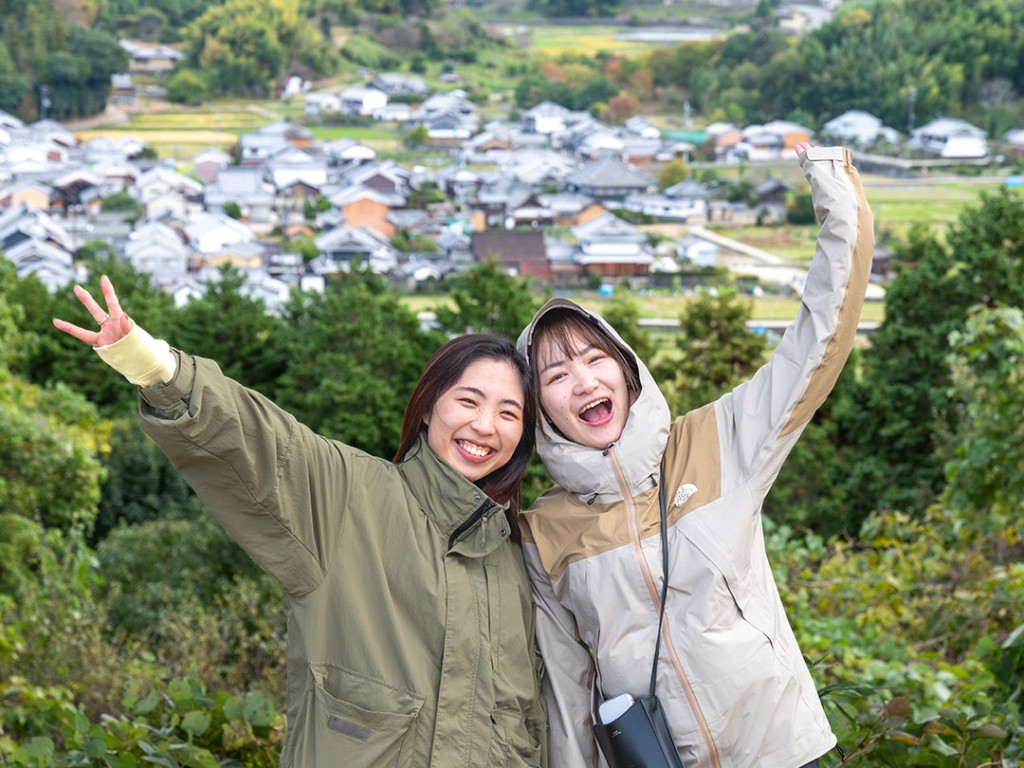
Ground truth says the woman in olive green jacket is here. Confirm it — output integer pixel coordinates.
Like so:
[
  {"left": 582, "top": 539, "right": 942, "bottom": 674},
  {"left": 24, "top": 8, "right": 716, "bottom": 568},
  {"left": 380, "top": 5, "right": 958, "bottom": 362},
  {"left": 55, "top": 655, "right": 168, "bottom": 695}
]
[{"left": 54, "top": 277, "right": 547, "bottom": 768}]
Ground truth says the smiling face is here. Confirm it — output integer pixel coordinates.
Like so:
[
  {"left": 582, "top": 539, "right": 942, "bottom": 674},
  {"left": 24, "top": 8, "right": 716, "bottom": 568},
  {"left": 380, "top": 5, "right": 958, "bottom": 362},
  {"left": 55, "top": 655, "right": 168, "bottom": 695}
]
[
  {"left": 535, "top": 330, "right": 631, "bottom": 449},
  {"left": 425, "top": 358, "right": 525, "bottom": 482}
]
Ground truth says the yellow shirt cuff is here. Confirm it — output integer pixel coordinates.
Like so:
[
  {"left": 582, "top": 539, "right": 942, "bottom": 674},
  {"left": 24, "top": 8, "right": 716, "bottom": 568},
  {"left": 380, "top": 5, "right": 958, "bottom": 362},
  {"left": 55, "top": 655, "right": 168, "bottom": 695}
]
[{"left": 95, "top": 325, "right": 177, "bottom": 387}]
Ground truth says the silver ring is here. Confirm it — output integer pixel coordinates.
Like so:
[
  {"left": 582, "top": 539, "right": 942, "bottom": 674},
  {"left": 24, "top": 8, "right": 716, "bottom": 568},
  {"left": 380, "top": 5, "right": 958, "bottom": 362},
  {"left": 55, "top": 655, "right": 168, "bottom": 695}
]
[{"left": 99, "top": 314, "right": 110, "bottom": 325}]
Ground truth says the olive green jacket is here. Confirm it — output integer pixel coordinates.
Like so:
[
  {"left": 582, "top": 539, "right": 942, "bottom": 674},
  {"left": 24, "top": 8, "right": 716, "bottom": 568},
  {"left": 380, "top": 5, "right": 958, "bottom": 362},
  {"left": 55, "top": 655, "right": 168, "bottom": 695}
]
[{"left": 136, "top": 351, "right": 547, "bottom": 768}]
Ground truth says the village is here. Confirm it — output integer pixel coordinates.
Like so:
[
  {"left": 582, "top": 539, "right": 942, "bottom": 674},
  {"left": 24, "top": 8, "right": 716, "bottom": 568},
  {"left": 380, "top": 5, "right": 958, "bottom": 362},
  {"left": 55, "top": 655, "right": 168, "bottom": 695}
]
[{"left": 2, "top": 59, "right": 1020, "bottom": 313}]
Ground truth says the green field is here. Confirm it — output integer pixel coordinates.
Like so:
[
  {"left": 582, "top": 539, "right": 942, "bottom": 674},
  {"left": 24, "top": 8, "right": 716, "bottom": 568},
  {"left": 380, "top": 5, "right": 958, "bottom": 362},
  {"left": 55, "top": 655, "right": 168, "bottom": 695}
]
[
  {"left": 399, "top": 292, "right": 886, "bottom": 324},
  {"left": 862, "top": 177, "right": 1008, "bottom": 240}
]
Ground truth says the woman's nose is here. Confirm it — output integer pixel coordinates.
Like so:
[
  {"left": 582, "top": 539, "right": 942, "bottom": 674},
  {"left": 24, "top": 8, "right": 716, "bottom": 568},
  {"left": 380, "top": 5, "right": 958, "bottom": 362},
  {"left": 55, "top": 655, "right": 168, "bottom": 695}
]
[
  {"left": 573, "top": 368, "right": 598, "bottom": 394},
  {"left": 474, "top": 409, "right": 497, "bottom": 434}
]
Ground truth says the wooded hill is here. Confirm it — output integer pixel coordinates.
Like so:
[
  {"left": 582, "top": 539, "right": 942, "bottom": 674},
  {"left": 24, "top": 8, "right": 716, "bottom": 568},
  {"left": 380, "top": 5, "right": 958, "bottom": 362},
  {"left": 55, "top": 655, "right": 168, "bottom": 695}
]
[{"left": 3, "top": 0, "right": 1024, "bottom": 140}]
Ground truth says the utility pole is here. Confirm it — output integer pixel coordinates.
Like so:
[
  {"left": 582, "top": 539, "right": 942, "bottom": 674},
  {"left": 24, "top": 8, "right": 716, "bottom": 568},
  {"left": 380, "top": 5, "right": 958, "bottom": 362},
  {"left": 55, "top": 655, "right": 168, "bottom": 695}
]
[
  {"left": 39, "top": 85, "right": 51, "bottom": 120},
  {"left": 907, "top": 85, "right": 916, "bottom": 135}
]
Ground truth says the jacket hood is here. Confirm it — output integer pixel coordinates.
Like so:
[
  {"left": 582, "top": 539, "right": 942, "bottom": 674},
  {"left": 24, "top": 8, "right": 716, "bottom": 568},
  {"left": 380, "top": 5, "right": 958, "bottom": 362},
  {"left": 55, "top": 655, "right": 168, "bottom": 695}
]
[{"left": 517, "top": 298, "right": 671, "bottom": 501}]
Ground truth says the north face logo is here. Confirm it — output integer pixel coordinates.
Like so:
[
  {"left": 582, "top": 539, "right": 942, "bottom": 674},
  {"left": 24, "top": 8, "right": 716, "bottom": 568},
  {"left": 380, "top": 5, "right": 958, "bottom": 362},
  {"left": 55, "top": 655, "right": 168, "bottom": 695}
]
[{"left": 673, "top": 483, "right": 697, "bottom": 507}]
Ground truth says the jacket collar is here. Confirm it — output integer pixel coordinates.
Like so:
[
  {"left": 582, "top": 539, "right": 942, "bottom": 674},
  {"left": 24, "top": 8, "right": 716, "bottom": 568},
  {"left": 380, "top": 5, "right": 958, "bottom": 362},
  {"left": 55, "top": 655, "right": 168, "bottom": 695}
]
[
  {"left": 517, "top": 298, "right": 670, "bottom": 503},
  {"left": 397, "top": 434, "right": 511, "bottom": 557}
]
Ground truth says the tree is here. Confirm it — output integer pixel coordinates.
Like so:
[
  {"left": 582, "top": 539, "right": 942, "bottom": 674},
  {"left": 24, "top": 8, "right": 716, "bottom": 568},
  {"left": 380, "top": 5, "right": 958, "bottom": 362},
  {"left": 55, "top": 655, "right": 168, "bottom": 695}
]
[
  {"left": 15, "top": 255, "right": 177, "bottom": 416},
  {"left": 403, "top": 124, "right": 429, "bottom": 148},
  {"left": 101, "top": 190, "right": 143, "bottom": 215},
  {"left": 186, "top": 0, "right": 287, "bottom": 97},
  {"left": 943, "top": 305, "right": 1024, "bottom": 547},
  {"left": 839, "top": 190, "right": 1024, "bottom": 528},
  {"left": 653, "top": 288, "right": 767, "bottom": 417},
  {"left": 658, "top": 159, "right": 690, "bottom": 191},
  {"left": 166, "top": 68, "right": 208, "bottom": 105},
  {"left": 434, "top": 259, "right": 543, "bottom": 340},
  {"left": 600, "top": 288, "right": 656, "bottom": 368},
  {"left": 168, "top": 264, "right": 288, "bottom": 400},
  {"left": 0, "top": 260, "right": 103, "bottom": 588},
  {"left": 91, "top": 419, "right": 206, "bottom": 543},
  {"left": 275, "top": 265, "right": 446, "bottom": 459}
]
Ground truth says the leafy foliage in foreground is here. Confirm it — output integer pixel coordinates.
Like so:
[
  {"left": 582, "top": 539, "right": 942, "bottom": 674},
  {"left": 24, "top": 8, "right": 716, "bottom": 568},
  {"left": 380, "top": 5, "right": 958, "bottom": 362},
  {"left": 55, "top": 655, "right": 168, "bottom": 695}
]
[{"left": 1, "top": 247, "right": 1022, "bottom": 763}]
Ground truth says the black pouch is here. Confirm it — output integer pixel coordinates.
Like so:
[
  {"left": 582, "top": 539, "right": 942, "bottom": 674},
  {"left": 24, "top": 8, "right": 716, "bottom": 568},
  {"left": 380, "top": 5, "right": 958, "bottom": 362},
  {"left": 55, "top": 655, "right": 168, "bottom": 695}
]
[{"left": 592, "top": 694, "right": 684, "bottom": 768}]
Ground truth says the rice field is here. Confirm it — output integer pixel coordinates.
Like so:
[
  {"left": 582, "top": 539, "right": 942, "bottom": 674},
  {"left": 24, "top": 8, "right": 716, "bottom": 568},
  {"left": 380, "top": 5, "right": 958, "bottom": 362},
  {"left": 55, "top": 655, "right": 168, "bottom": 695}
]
[{"left": 520, "top": 24, "right": 667, "bottom": 56}]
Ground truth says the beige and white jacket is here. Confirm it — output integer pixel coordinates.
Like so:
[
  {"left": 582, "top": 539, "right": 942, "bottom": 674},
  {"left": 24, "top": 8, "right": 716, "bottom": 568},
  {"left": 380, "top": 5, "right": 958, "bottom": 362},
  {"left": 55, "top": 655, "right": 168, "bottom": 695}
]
[{"left": 517, "top": 146, "right": 873, "bottom": 768}]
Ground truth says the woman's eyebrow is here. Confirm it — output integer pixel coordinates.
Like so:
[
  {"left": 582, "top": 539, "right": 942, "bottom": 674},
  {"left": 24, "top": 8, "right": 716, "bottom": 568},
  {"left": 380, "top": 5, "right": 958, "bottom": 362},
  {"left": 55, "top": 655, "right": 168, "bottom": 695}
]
[
  {"left": 539, "top": 345, "right": 595, "bottom": 375},
  {"left": 455, "top": 385, "right": 523, "bottom": 410}
]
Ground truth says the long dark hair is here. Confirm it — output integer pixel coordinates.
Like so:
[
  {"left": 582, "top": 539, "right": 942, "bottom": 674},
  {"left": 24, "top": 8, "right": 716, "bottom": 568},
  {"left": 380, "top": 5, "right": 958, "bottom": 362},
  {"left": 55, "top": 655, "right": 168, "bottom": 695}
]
[{"left": 393, "top": 334, "right": 536, "bottom": 539}]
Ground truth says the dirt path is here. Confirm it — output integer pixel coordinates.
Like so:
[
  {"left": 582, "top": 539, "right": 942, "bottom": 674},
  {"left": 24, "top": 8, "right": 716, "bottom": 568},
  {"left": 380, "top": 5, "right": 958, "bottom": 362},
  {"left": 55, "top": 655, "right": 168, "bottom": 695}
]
[{"left": 62, "top": 105, "right": 131, "bottom": 130}]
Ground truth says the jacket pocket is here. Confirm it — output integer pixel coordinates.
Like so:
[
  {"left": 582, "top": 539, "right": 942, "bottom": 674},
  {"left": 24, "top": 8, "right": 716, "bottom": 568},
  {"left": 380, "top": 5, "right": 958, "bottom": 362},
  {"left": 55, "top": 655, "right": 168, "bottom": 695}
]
[
  {"left": 283, "top": 662, "right": 424, "bottom": 768},
  {"left": 485, "top": 709, "right": 544, "bottom": 768}
]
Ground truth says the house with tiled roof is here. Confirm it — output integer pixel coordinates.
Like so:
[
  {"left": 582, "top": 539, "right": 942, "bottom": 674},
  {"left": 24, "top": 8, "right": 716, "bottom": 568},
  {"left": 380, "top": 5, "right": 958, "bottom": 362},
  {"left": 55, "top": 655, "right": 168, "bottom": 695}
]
[
  {"left": 0, "top": 206, "right": 78, "bottom": 290},
  {"left": 0, "top": 180, "right": 52, "bottom": 211},
  {"left": 500, "top": 148, "right": 577, "bottom": 186},
  {"left": 564, "top": 155, "right": 654, "bottom": 203},
  {"left": 537, "top": 191, "right": 606, "bottom": 227},
  {"left": 203, "top": 166, "right": 276, "bottom": 224},
  {"left": 523, "top": 102, "right": 573, "bottom": 136},
  {"left": 119, "top": 39, "right": 186, "bottom": 75},
  {"left": 821, "top": 110, "right": 900, "bottom": 149},
  {"left": 184, "top": 211, "right": 257, "bottom": 256},
  {"left": 339, "top": 160, "right": 412, "bottom": 196},
  {"left": 321, "top": 138, "right": 377, "bottom": 168},
  {"left": 338, "top": 86, "right": 388, "bottom": 117},
  {"left": 192, "top": 148, "right": 232, "bottom": 185},
  {"left": 1002, "top": 128, "right": 1024, "bottom": 158},
  {"left": 312, "top": 224, "right": 398, "bottom": 274},
  {"left": 264, "top": 146, "right": 329, "bottom": 191},
  {"left": 909, "top": 117, "right": 989, "bottom": 159},
  {"left": 468, "top": 175, "right": 536, "bottom": 229},
  {"left": 570, "top": 212, "right": 653, "bottom": 277},
  {"left": 370, "top": 73, "right": 429, "bottom": 99},
  {"left": 195, "top": 239, "right": 268, "bottom": 271},
  {"left": 326, "top": 184, "right": 406, "bottom": 238},
  {"left": 136, "top": 165, "right": 204, "bottom": 220},
  {"left": 470, "top": 230, "right": 550, "bottom": 278},
  {"left": 125, "top": 220, "right": 189, "bottom": 278}
]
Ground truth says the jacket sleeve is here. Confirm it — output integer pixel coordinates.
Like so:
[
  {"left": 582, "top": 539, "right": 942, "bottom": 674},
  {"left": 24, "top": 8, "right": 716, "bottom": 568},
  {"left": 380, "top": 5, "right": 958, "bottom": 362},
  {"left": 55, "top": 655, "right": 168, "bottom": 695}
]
[
  {"left": 523, "top": 540, "right": 598, "bottom": 768},
  {"left": 136, "top": 350, "right": 360, "bottom": 597},
  {"left": 717, "top": 146, "right": 874, "bottom": 498}
]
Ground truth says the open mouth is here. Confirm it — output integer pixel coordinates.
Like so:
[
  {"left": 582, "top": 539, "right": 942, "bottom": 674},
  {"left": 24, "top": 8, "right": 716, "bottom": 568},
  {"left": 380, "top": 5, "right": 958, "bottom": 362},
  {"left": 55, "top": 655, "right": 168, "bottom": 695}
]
[
  {"left": 578, "top": 398, "right": 613, "bottom": 425},
  {"left": 456, "top": 439, "right": 495, "bottom": 461}
]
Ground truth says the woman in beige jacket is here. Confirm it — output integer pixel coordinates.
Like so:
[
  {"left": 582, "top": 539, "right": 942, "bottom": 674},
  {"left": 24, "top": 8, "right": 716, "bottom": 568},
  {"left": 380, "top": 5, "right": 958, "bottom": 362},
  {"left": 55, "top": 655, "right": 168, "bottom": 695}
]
[{"left": 516, "top": 144, "right": 874, "bottom": 768}]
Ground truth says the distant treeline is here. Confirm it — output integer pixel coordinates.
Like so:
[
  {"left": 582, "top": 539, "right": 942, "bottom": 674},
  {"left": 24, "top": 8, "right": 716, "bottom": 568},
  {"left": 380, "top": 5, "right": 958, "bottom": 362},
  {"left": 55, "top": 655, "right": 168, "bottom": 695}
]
[{"left": 2, "top": 0, "right": 1024, "bottom": 136}]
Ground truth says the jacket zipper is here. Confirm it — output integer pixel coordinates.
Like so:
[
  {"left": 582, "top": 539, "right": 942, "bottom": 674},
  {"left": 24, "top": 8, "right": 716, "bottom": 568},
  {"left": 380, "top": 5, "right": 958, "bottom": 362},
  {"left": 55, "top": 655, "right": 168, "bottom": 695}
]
[
  {"left": 605, "top": 446, "right": 722, "bottom": 768},
  {"left": 447, "top": 499, "right": 495, "bottom": 551}
]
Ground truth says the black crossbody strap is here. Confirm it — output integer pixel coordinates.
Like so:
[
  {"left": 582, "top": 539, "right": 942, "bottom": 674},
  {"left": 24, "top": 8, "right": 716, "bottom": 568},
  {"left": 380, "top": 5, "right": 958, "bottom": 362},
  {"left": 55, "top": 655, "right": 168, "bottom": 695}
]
[
  {"left": 591, "top": 477, "right": 671, "bottom": 710},
  {"left": 650, "top": 478, "right": 668, "bottom": 697}
]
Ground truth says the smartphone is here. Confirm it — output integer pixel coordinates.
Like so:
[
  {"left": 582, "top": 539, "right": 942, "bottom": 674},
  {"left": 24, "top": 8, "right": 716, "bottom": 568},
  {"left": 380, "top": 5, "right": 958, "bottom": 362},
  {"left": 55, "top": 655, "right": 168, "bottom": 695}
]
[{"left": 598, "top": 693, "right": 635, "bottom": 724}]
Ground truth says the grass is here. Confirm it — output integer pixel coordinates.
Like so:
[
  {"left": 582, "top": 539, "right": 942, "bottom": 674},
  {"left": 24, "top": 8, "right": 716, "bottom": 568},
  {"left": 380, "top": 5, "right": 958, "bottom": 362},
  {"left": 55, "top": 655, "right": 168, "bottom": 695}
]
[
  {"left": 862, "top": 177, "right": 1008, "bottom": 241},
  {"left": 707, "top": 225, "right": 820, "bottom": 263}
]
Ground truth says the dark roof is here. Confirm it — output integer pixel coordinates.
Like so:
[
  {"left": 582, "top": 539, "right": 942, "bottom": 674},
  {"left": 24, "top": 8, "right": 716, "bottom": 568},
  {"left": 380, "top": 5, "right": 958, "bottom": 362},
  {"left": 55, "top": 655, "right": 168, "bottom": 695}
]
[{"left": 471, "top": 230, "right": 549, "bottom": 275}]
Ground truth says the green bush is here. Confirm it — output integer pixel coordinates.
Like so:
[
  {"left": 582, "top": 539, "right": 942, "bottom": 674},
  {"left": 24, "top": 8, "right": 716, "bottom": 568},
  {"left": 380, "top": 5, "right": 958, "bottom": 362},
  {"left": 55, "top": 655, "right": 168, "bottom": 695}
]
[{"left": 166, "top": 69, "right": 209, "bottom": 106}]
